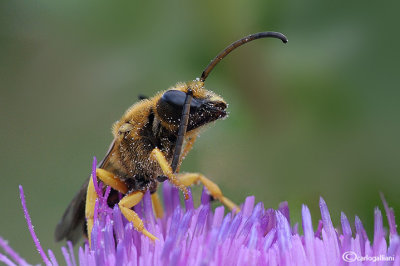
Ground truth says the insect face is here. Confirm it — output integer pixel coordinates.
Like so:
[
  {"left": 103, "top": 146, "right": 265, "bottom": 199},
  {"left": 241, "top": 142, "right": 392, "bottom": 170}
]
[
  {"left": 55, "top": 31, "right": 287, "bottom": 245},
  {"left": 155, "top": 81, "right": 227, "bottom": 132}
]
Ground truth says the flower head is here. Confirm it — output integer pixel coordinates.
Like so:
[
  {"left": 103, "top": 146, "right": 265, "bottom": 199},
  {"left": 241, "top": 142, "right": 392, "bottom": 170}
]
[{"left": 0, "top": 159, "right": 399, "bottom": 265}]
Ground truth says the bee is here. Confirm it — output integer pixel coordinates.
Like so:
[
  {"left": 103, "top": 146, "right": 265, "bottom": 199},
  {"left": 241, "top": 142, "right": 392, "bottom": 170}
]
[{"left": 55, "top": 32, "right": 287, "bottom": 244}]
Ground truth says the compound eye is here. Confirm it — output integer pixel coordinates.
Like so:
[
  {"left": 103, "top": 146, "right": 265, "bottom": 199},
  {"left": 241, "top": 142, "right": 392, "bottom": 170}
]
[
  {"left": 161, "top": 90, "right": 187, "bottom": 108},
  {"left": 157, "top": 90, "right": 202, "bottom": 124}
]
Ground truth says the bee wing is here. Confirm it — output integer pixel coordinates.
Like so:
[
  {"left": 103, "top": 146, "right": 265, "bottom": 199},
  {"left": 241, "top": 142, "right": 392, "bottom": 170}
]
[
  {"left": 54, "top": 178, "right": 89, "bottom": 244},
  {"left": 54, "top": 140, "right": 116, "bottom": 244}
]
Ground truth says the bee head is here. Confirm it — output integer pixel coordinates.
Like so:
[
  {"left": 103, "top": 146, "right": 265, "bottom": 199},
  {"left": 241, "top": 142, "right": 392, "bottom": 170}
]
[{"left": 155, "top": 80, "right": 227, "bottom": 131}]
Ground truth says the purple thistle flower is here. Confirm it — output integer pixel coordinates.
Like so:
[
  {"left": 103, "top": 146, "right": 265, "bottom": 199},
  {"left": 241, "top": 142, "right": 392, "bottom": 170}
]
[{"left": 1, "top": 159, "right": 400, "bottom": 265}]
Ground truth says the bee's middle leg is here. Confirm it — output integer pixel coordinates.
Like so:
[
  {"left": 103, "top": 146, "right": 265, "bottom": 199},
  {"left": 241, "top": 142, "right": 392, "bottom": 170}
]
[
  {"left": 87, "top": 168, "right": 157, "bottom": 242},
  {"left": 119, "top": 191, "right": 158, "bottom": 241},
  {"left": 150, "top": 148, "right": 239, "bottom": 212},
  {"left": 178, "top": 173, "right": 240, "bottom": 213}
]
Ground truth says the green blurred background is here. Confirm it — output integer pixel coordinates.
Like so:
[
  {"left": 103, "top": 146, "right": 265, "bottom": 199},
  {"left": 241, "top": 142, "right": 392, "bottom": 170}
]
[{"left": 1, "top": 0, "right": 399, "bottom": 263}]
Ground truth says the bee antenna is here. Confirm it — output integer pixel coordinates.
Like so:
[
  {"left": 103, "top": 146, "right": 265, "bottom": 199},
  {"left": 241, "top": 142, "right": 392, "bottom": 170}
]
[
  {"left": 200, "top": 31, "right": 288, "bottom": 82},
  {"left": 171, "top": 89, "right": 193, "bottom": 173}
]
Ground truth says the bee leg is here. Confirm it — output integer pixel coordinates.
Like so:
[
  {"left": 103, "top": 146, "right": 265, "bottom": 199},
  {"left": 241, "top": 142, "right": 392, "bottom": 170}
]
[
  {"left": 176, "top": 135, "right": 197, "bottom": 172},
  {"left": 182, "top": 136, "right": 197, "bottom": 158},
  {"left": 151, "top": 192, "right": 164, "bottom": 218},
  {"left": 150, "top": 148, "right": 190, "bottom": 200},
  {"left": 95, "top": 168, "right": 129, "bottom": 194},
  {"left": 119, "top": 191, "right": 158, "bottom": 241},
  {"left": 85, "top": 175, "right": 97, "bottom": 246},
  {"left": 178, "top": 173, "right": 240, "bottom": 213},
  {"left": 86, "top": 168, "right": 128, "bottom": 246},
  {"left": 87, "top": 168, "right": 157, "bottom": 242}
]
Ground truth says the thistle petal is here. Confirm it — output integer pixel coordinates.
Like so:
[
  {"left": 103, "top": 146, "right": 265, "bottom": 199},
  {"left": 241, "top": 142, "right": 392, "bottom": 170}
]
[{"left": 9, "top": 168, "right": 400, "bottom": 266}]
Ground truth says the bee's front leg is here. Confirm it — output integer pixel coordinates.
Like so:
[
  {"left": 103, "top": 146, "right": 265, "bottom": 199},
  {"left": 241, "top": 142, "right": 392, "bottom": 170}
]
[
  {"left": 150, "top": 148, "right": 190, "bottom": 199},
  {"left": 175, "top": 135, "right": 197, "bottom": 172}
]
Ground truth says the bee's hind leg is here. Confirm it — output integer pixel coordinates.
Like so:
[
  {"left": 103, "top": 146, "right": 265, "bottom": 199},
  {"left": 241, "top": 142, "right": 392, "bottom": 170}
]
[
  {"left": 86, "top": 168, "right": 158, "bottom": 246},
  {"left": 85, "top": 177, "right": 98, "bottom": 247}
]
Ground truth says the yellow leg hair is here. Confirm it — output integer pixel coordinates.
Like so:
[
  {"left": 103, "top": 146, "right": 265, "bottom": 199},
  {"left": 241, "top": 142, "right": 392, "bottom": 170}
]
[
  {"left": 150, "top": 148, "right": 189, "bottom": 199},
  {"left": 151, "top": 193, "right": 164, "bottom": 218},
  {"left": 181, "top": 136, "right": 197, "bottom": 160},
  {"left": 178, "top": 173, "right": 240, "bottom": 213},
  {"left": 85, "top": 168, "right": 157, "bottom": 244},
  {"left": 176, "top": 136, "right": 197, "bottom": 172}
]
